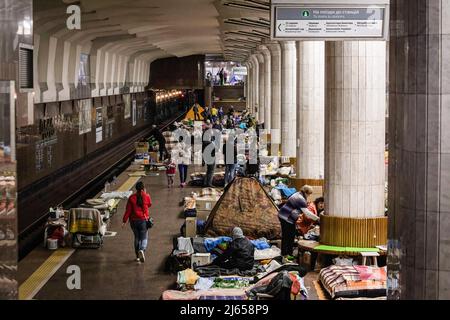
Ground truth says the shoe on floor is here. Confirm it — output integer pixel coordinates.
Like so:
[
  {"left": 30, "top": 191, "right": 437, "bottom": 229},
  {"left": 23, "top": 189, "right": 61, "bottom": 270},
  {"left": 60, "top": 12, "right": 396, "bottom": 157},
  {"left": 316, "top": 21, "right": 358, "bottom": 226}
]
[
  {"left": 138, "top": 250, "right": 145, "bottom": 263},
  {"left": 136, "top": 258, "right": 141, "bottom": 262}
]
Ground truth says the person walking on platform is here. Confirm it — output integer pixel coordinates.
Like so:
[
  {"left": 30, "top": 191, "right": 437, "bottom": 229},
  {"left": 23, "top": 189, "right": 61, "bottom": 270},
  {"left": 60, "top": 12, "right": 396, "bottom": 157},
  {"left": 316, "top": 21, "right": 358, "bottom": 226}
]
[
  {"left": 164, "top": 154, "right": 176, "bottom": 188},
  {"left": 203, "top": 136, "right": 217, "bottom": 188},
  {"left": 277, "top": 185, "right": 314, "bottom": 260},
  {"left": 122, "top": 181, "right": 152, "bottom": 263},
  {"left": 219, "top": 68, "right": 224, "bottom": 86},
  {"left": 177, "top": 141, "right": 189, "bottom": 188},
  {"left": 193, "top": 103, "right": 201, "bottom": 121},
  {"left": 223, "top": 137, "right": 238, "bottom": 186}
]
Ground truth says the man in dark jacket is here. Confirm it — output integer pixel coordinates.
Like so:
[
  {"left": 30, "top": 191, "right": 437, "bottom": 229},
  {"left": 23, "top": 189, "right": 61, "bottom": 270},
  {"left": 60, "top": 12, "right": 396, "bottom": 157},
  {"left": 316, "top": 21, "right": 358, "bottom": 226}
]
[
  {"left": 193, "top": 103, "right": 200, "bottom": 121},
  {"left": 203, "top": 135, "right": 216, "bottom": 187},
  {"left": 202, "top": 107, "right": 212, "bottom": 122},
  {"left": 149, "top": 125, "right": 166, "bottom": 161},
  {"left": 223, "top": 137, "right": 238, "bottom": 185},
  {"left": 213, "top": 227, "right": 255, "bottom": 271}
]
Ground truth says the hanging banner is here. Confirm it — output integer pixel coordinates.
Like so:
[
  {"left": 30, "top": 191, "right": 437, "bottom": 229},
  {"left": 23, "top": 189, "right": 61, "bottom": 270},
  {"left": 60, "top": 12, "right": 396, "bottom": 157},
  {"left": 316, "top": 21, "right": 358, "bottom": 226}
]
[
  {"left": 132, "top": 100, "right": 137, "bottom": 127},
  {"left": 96, "top": 107, "right": 103, "bottom": 143},
  {"left": 78, "top": 99, "right": 92, "bottom": 135},
  {"left": 123, "top": 94, "right": 131, "bottom": 119},
  {"left": 271, "top": 0, "right": 390, "bottom": 41}
]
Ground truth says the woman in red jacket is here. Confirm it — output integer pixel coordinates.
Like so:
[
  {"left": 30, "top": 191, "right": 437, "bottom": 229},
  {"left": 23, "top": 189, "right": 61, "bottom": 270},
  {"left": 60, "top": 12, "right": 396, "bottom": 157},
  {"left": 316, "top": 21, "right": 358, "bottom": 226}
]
[{"left": 122, "top": 181, "right": 152, "bottom": 263}]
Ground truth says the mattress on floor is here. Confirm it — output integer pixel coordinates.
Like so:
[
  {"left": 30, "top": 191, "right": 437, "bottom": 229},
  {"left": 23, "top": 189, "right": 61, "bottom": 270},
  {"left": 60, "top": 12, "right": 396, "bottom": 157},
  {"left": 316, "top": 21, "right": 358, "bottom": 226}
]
[
  {"left": 319, "top": 265, "right": 387, "bottom": 299},
  {"left": 162, "top": 288, "right": 248, "bottom": 301}
]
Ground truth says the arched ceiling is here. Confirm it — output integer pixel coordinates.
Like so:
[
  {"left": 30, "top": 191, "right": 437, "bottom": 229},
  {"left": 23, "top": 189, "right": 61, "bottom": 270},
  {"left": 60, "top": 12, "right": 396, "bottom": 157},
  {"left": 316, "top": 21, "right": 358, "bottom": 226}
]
[{"left": 34, "top": 0, "right": 270, "bottom": 62}]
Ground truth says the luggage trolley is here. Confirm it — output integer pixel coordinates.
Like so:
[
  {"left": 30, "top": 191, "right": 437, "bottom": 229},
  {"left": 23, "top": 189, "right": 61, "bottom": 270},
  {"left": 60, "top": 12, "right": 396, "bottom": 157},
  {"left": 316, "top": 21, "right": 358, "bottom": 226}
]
[{"left": 68, "top": 208, "right": 106, "bottom": 249}]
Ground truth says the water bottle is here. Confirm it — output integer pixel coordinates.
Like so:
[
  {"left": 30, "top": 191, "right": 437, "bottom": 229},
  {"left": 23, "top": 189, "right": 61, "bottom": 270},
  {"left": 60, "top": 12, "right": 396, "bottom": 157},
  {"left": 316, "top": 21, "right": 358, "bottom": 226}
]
[{"left": 104, "top": 181, "right": 110, "bottom": 193}]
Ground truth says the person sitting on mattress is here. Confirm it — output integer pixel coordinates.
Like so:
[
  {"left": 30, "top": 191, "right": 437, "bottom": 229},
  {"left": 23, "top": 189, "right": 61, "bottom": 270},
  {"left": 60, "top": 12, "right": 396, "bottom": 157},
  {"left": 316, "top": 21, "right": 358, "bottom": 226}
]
[{"left": 211, "top": 227, "right": 255, "bottom": 271}]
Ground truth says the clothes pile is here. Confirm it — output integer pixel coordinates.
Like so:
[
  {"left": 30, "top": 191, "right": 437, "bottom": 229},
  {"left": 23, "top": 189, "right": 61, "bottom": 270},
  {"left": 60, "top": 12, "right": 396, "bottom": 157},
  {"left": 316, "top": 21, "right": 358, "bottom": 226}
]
[
  {"left": 188, "top": 172, "right": 226, "bottom": 187},
  {"left": 164, "top": 259, "right": 308, "bottom": 301},
  {"left": 163, "top": 235, "right": 309, "bottom": 301}
]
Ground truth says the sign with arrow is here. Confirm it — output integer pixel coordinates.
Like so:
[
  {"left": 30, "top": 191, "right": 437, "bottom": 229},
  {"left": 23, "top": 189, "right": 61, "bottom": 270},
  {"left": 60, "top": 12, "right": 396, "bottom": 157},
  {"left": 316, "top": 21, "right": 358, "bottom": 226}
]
[{"left": 271, "top": 0, "right": 390, "bottom": 41}]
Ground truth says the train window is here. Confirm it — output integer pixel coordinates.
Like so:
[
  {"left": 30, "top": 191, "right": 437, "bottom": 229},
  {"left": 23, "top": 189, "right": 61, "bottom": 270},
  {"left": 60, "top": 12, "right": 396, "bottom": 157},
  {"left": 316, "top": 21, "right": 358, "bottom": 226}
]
[{"left": 19, "top": 44, "right": 33, "bottom": 90}]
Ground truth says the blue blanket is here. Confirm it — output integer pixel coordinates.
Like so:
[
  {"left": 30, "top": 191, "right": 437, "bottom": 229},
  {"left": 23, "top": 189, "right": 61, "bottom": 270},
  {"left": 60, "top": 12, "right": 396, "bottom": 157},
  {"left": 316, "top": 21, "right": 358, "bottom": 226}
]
[
  {"left": 204, "top": 237, "right": 270, "bottom": 252},
  {"left": 204, "top": 237, "right": 232, "bottom": 252},
  {"left": 275, "top": 185, "right": 297, "bottom": 198}
]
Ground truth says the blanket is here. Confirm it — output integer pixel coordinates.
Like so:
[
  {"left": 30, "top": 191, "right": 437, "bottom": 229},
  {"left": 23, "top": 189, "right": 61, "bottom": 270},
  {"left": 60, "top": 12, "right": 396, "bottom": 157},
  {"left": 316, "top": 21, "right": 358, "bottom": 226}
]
[
  {"left": 204, "top": 237, "right": 271, "bottom": 252},
  {"left": 194, "top": 265, "right": 265, "bottom": 278},
  {"left": 69, "top": 208, "right": 102, "bottom": 234},
  {"left": 162, "top": 289, "right": 248, "bottom": 301},
  {"left": 319, "top": 265, "right": 387, "bottom": 299}
]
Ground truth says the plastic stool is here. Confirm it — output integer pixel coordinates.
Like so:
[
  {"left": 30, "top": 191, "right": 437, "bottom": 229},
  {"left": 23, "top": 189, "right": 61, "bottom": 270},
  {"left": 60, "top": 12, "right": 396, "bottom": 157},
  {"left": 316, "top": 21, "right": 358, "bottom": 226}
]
[{"left": 360, "top": 252, "right": 380, "bottom": 266}]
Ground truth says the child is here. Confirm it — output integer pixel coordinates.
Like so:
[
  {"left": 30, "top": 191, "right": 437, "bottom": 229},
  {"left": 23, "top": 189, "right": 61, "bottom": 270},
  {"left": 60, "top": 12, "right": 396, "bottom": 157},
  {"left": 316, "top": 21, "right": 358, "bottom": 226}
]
[{"left": 164, "top": 154, "right": 176, "bottom": 188}]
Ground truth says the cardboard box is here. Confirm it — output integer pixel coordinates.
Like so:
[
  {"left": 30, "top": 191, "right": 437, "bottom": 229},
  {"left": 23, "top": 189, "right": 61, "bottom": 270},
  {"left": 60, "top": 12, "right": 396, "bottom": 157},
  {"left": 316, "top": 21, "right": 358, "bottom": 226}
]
[
  {"left": 135, "top": 142, "right": 149, "bottom": 154},
  {"left": 196, "top": 197, "right": 219, "bottom": 211},
  {"left": 191, "top": 253, "right": 211, "bottom": 268},
  {"left": 185, "top": 217, "right": 197, "bottom": 237},
  {"left": 196, "top": 210, "right": 210, "bottom": 221}
]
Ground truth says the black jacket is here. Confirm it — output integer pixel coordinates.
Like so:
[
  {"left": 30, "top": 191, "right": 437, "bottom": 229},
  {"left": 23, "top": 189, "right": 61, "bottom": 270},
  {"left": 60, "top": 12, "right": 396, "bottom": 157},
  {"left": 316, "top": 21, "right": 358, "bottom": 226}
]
[
  {"left": 223, "top": 140, "right": 238, "bottom": 165},
  {"left": 214, "top": 238, "right": 255, "bottom": 271},
  {"left": 149, "top": 128, "right": 165, "bottom": 145}
]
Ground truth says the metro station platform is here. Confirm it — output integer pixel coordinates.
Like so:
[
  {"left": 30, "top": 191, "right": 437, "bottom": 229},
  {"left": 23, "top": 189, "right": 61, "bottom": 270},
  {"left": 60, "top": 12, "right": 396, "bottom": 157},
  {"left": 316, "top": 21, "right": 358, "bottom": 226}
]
[
  {"left": 17, "top": 162, "right": 322, "bottom": 300},
  {"left": 18, "top": 163, "right": 190, "bottom": 300}
]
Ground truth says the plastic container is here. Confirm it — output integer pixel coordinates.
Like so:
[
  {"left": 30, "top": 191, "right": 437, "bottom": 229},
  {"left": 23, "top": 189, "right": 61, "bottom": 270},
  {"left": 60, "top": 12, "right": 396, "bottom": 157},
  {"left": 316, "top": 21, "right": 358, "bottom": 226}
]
[{"left": 47, "top": 238, "right": 58, "bottom": 250}]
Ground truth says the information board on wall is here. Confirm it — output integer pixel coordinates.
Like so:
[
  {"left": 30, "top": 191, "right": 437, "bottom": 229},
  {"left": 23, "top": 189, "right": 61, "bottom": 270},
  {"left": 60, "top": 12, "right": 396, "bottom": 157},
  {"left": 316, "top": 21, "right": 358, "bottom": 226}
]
[
  {"left": 78, "top": 99, "right": 92, "bottom": 135},
  {"left": 132, "top": 100, "right": 137, "bottom": 126},
  {"left": 96, "top": 107, "right": 103, "bottom": 143},
  {"left": 123, "top": 94, "right": 131, "bottom": 119},
  {"left": 271, "top": 1, "right": 389, "bottom": 41}
]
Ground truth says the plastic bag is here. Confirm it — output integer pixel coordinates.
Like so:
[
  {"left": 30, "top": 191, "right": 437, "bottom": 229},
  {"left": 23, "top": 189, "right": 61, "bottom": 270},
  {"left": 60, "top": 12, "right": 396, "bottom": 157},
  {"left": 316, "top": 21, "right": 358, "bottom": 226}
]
[{"left": 270, "top": 188, "right": 282, "bottom": 201}]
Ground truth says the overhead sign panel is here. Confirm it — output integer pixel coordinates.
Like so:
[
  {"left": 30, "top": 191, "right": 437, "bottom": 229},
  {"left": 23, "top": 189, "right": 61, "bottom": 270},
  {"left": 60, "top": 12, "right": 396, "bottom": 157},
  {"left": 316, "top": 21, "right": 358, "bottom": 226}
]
[{"left": 271, "top": 0, "right": 390, "bottom": 41}]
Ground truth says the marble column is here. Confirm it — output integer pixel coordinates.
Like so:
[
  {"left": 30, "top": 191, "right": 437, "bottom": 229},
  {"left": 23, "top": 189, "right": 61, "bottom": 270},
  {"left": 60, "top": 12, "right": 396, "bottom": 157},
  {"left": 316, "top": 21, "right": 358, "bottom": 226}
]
[
  {"left": 256, "top": 53, "right": 265, "bottom": 125},
  {"left": 388, "top": 0, "right": 450, "bottom": 300},
  {"left": 296, "top": 41, "right": 325, "bottom": 185},
  {"left": 280, "top": 41, "right": 297, "bottom": 157},
  {"left": 250, "top": 55, "right": 259, "bottom": 118},
  {"left": 267, "top": 42, "right": 282, "bottom": 154},
  {"left": 325, "top": 41, "right": 386, "bottom": 219},
  {"left": 246, "top": 61, "right": 253, "bottom": 113},
  {"left": 258, "top": 45, "right": 272, "bottom": 132},
  {"left": 320, "top": 41, "right": 387, "bottom": 250}
]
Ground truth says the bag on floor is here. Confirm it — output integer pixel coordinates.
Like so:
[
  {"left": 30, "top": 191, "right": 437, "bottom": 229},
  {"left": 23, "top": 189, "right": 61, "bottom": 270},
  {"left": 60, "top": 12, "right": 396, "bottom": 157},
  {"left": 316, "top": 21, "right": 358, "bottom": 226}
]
[{"left": 165, "top": 253, "right": 191, "bottom": 274}]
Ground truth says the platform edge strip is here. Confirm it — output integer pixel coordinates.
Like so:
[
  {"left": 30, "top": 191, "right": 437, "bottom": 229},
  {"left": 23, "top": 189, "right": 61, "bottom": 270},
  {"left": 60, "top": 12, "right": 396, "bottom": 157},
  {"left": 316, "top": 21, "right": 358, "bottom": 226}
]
[{"left": 18, "top": 248, "right": 75, "bottom": 300}]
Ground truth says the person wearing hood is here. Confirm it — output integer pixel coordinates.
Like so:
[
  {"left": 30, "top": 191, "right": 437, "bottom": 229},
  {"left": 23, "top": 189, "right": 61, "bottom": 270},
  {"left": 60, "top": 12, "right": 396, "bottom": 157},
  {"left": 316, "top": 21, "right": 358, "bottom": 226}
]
[
  {"left": 278, "top": 185, "right": 317, "bottom": 258},
  {"left": 212, "top": 227, "right": 255, "bottom": 271}
]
